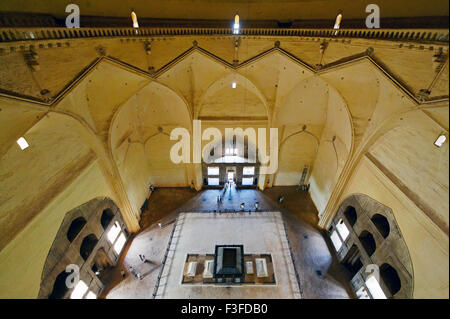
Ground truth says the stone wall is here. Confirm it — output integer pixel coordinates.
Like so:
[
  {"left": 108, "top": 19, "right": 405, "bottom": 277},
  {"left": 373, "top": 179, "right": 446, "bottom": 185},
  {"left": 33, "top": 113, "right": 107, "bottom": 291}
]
[
  {"left": 328, "top": 193, "right": 413, "bottom": 298},
  {"left": 38, "top": 197, "right": 130, "bottom": 299}
]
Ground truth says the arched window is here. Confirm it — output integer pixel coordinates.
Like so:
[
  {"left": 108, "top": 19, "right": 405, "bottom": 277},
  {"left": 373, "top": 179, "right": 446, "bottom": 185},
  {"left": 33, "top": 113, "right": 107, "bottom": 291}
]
[
  {"left": 80, "top": 234, "right": 98, "bottom": 261},
  {"left": 344, "top": 206, "right": 357, "bottom": 226},
  {"left": 67, "top": 217, "right": 86, "bottom": 242},
  {"left": 359, "top": 230, "right": 376, "bottom": 256},
  {"left": 48, "top": 271, "right": 70, "bottom": 299},
  {"left": 100, "top": 208, "right": 114, "bottom": 229},
  {"left": 380, "top": 263, "right": 401, "bottom": 296},
  {"left": 371, "top": 214, "right": 390, "bottom": 238}
]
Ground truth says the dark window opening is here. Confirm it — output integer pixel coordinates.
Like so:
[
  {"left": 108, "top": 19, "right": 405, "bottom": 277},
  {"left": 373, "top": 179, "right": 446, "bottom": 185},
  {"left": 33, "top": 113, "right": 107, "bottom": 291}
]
[
  {"left": 359, "top": 230, "right": 376, "bottom": 256},
  {"left": 342, "top": 244, "right": 363, "bottom": 279},
  {"left": 67, "top": 217, "right": 86, "bottom": 242},
  {"left": 371, "top": 214, "right": 390, "bottom": 238},
  {"left": 48, "top": 271, "right": 70, "bottom": 299},
  {"left": 380, "top": 263, "right": 401, "bottom": 296},
  {"left": 91, "top": 264, "right": 99, "bottom": 275},
  {"left": 80, "top": 234, "right": 98, "bottom": 261},
  {"left": 344, "top": 206, "right": 357, "bottom": 226},
  {"left": 100, "top": 208, "right": 114, "bottom": 229}
]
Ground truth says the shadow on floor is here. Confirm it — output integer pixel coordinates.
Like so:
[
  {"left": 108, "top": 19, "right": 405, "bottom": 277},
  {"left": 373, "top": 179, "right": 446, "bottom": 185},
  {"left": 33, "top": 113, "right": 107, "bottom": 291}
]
[{"left": 102, "top": 186, "right": 354, "bottom": 299}]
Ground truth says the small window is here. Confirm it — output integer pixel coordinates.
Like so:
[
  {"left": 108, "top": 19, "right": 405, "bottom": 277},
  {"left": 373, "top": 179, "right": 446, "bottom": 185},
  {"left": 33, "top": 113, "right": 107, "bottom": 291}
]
[
  {"left": 49, "top": 271, "right": 70, "bottom": 299},
  {"left": 434, "top": 134, "right": 446, "bottom": 147},
  {"left": 380, "top": 263, "right": 401, "bottom": 296},
  {"left": 67, "top": 217, "right": 86, "bottom": 242},
  {"left": 113, "top": 232, "right": 127, "bottom": 254},
  {"left": 359, "top": 230, "right": 376, "bottom": 256},
  {"left": 106, "top": 221, "right": 121, "bottom": 244},
  {"left": 17, "top": 137, "right": 29, "bottom": 150},
  {"left": 80, "top": 234, "right": 98, "bottom": 261},
  {"left": 208, "top": 167, "right": 219, "bottom": 175},
  {"left": 336, "top": 219, "right": 350, "bottom": 241},
  {"left": 70, "top": 280, "right": 88, "bottom": 299},
  {"left": 242, "top": 177, "right": 254, "bottom": 186},
  {"left": 243, "top": 166, "right": 255, "bottom": 175},
  {"left": 208, "top": 178, "right": 219, "bottom": 186},
  {"left": 100, "top": 208, "right": 114, "bottom": 229},
  {"left": 344, "top": 206, "right": 357, "bottom": 226},
  {"left": 371, "top": 214, "right": 390, "bottom": 238},
  {"left": 330, "top": 230, "right": 343, "bottom": 251}
]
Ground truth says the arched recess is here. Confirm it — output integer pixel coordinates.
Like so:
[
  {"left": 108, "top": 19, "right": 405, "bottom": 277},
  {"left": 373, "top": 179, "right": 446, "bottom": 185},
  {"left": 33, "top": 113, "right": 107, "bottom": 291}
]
[
  {"left": 201, "top": 133, "right": 261, "bottom": 187},
  {"left": 275, "top": 131, "right": 319, "bottom": 185},
  {"left": 101, "top": 208, "right": 114, "bottom": 229},
  {"left": 307, "top": 85, "right": 353, "bottom": 214},
  {"left": 358, "top": 230, "right": 376, "bottom": 257},
  {"left": 67, "top": 217, "right": 87, "bottom": 242},
  {"left": 109, "top": 81, "right": 191, "bottom": 214},
  {"left": 344, "top": 205, "right": 357, "bottom": 226},
  {"left": 196, "top": 73, "right": 269, "bottom": 120},
  {"left": 271, "top": 76, "right": 332, "bottom": 186},
  {"left": 380, "top": 263, "right": 402, "bottom": 296},
  {"left": 80, "top": 234, "right": 98, "bottom": 261},
  {"left": 371, "top": 214, "right": 390, "bottom": 239},
  {"left": 48, "top": 271, "right": 70, "bottom": 299}
]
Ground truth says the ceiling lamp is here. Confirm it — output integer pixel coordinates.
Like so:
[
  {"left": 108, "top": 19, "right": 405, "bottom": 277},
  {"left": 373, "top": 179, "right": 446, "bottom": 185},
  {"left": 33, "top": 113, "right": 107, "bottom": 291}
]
[
  {"left": 434, "top": 134, "right": 447, "bottom": 147},
  {"left": 333, "top": 13, "right": 342, "bottom": 30},
  {"left": 131, "top": 10, "right": 139, "bottom": 28},
  {"left": 233, "top": 14, "right": 240, "bottom": 34},
  {"left": 16, "top": 137, "right": 29, "bottom": 150}
]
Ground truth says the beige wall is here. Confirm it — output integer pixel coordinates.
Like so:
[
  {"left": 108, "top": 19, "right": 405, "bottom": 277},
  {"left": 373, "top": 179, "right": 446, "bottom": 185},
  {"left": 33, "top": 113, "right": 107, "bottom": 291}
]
[
  {"left": 340, "top": 156, "right": 449, "bottom": 298},
  {"left": 0, "top": 31, "right": 448, "bottom": 298},
  {"left": 0, "top": 160, "right": 116, "bottom": 298}
]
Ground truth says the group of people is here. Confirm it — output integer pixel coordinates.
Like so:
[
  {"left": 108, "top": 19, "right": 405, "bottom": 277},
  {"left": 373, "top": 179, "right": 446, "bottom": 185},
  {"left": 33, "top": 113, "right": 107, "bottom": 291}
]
[{"left": 121, "top": 254, "right": 150, "bottom": 281}]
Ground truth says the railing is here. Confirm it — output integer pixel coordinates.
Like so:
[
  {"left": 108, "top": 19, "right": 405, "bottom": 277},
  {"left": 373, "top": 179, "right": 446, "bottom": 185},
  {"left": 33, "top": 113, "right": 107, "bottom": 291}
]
[
  {"left": 0, "top": 27, "right": 448, "bottom": 43},
  {"left": 281, "top": 216, "right": 304, "bottom": 298},
  {"left": 151, "top": 215, "right": 180, "bottom": 299}
]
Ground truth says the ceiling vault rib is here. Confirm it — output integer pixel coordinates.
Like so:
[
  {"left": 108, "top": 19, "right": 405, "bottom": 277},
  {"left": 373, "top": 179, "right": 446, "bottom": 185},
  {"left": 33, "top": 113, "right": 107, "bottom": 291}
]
[{"left": 0, "top": 44, "right": 448, "bottom": 110}]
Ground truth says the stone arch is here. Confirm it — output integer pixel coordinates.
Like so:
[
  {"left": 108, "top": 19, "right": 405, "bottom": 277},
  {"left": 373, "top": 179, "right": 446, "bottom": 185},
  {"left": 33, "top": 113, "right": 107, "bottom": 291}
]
[
  {"left": 100, "top": 208, "right": 114, "bottom": 230},
  {"left": 196, "top": 73, "right": 269, "bottom": 120},
  {"left": 80, "top": 234, "right": 99, "bottom": 261},
  {"left": 371, "top": 213, "right": 390, "bottom": 239},
  {"left": 358, "top": 230, "right": 376, "bottom": 257},
  {"left": 67, "top": 217, "right": 87, "bottom": 243},
  {"left": 48, "top": 270, "right": 70, "bottom": 299},
  {"left": 108, "top": 80, "right": 192, "bottom": 212},
  {"left": 380, "top": 263, "right": 402, "bottom": 296}
]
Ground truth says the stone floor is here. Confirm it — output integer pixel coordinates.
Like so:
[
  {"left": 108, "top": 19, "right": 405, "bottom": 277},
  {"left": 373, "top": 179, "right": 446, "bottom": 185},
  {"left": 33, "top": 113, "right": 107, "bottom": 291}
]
[
  {"left": 156, "top": 211, "right": 300, "bottom": 299},
  {"left": 104, "top": 186, "right": 353, "bottom": 299}
]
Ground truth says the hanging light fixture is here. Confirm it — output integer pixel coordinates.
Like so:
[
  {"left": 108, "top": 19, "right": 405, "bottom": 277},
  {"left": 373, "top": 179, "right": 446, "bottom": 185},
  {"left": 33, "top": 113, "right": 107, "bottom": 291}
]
[
  {"left": 333, "top": 13, "right": 342, "bottom": 29},
  {"left": 233, "top": 14, "right": 240, "bottom": 34},
  {"left": 333, "top": 12, "right": 342, "bottom": 35},
  {"left": 131, "top": 10, "right": 139, "bottom": 28}
]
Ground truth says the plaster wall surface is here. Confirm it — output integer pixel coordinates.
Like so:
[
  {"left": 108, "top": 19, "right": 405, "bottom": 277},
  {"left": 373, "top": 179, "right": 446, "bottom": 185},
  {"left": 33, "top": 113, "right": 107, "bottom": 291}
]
[
  {"left": 0, "top": 160, "right": 116, "bottom": 298},
  {"left": 339, "top": 156, "right": 449, "bottom": 298}
]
